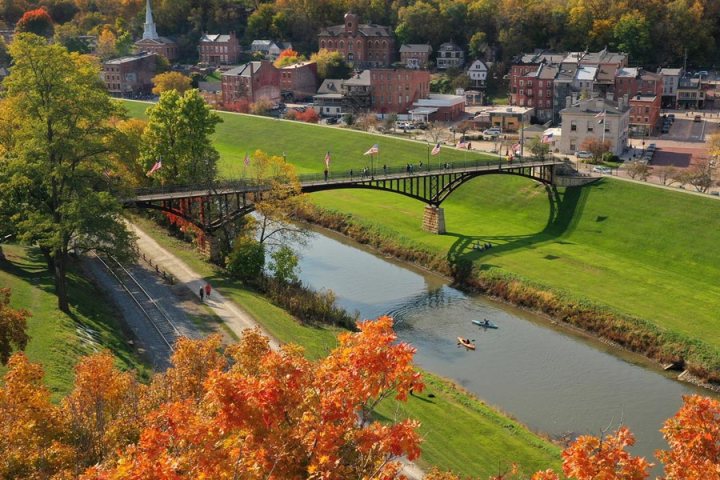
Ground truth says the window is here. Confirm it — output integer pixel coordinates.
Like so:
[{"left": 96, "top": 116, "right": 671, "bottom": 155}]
[
  {"left": 527, "top": 81, "right": 533, "bottom": 87},
  {"left": 398, "top": 95, "right": 402, "bottom": 104},
  {"left": 571, "top": 120, "right": 577, "bottom": 131},
  {"left": 320, "top": 41, "right": 325, "bottom": 48},
  {"left": 339, "top": 41, "right": 344, "bottom": 48},
  {"left": 547, "top": 90, "right": 551, "bottom": 97},
  {"left": 519, "top": 89, "right": 524, "bottom": 95},
  {"left": 587, "top": 121, "right": 593, "bottom": 132},
  {"left": 519, "top": 80, "right": 524, "bottom": 87}
]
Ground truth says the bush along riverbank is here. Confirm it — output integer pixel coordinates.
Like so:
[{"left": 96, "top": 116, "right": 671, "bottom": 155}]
[{"left": 296, "top": 204, "right": 720, "bottom": 386}]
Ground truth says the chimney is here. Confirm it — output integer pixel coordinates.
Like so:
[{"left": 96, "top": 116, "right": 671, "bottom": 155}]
[
  {"left": 565, "top": 95, "right": 572, "bottom": 108},
  {"left": 618, "top": 97, "right": 624, "bottom": 110}
]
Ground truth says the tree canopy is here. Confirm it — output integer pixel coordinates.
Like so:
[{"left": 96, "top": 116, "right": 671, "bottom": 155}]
[{"left": 0, "top": 33, "right": 133, "bottom": 312}]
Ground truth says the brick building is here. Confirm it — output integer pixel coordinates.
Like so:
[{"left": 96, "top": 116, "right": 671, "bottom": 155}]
[
  {"left": 317, "top": 12, "right": 394, "bottom": 68},
  {"left": 399, "top": 44, "right": 432, "bottom": 69},
  {"left": 409, "top": 94, "right": 465, "bottom": 122},
  {"left": 221, "top": 61, "right": 280, "bottom": 105},
  {"left": 614, "top": 68, "right": 663, "bottom": 101},
  {"left": 370, "top": 68, "right": 430, "bottom": 114},
  {"left": 134, "top": 0, "right": 178, "bottom": 61},
  {"left": 102, "top": 52, "right": 157, "bottom": 97},
  {"left": 512, "top": 63, "right": 558, "bottom": 122},
  {"left": 628, "top": 94, "right": 661, "bottom": 136},
  {"left": 199, "top": 32, "right": 241, "bottom": 65},
  {"left": 279, "top": 61, "right": 318, "bottom": 101}
]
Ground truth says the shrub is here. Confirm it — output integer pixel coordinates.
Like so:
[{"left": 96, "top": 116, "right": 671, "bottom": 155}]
[{"left": 227, "top": 237, "right": 265, "bottom": 283}]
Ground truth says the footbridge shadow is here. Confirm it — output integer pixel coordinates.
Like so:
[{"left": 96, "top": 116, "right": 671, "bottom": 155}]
[{"left": 445, "top": 183, "right": 592, "bottom": 281}]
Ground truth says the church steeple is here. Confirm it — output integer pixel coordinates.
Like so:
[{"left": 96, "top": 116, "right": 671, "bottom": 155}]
[{"left": 142, "top": 0, "right": 159, "bottom": 40}]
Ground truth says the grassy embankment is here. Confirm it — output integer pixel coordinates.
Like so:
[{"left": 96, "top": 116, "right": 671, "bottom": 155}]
[
  {"left": 127, "top": 215, "right": 561, "bottom": 477},
  {"left": 123, "top": 100, "right": 720, "bottom": 369},
  {"left": 0, "top": 244, "right": 149, "bottom": 399}
]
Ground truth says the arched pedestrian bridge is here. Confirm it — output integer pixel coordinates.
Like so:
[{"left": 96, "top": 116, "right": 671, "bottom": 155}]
[{"left": 125, "top": 157, "right": 570, "bottom": 235}]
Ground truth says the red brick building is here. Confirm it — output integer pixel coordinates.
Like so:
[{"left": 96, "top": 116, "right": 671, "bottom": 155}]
[
  {"left": 628, "top": 94, "right": 661, "bottom": 136},
  {"left": 199, "top": 32, "right": 241, "bottom": 65},
  {"left": 370, "top": 68, "right": 430, "bottom": 114},
  {"left": 102, "top": 52, "right": 157, "bottom": 97},
  {"left": 279, "top": 61, "right": 318, "bottom": 101},
  {"left": 317, "top": 12, "right": 394, "bottom": 68},
  {"left": 221, "top": 61, "right": 280, "bottom": 105},
  {"left": 134, "top": 0, "right": 178, "bottom": 61},
  {"left": 400, "top": 44, "right": 432, "bottom": 69},
  {"left": 614, "top": 68, "right": 663, "bottom": 101},
  {"left": 511, "top": 63, "right": 558, "bottom": 122}
]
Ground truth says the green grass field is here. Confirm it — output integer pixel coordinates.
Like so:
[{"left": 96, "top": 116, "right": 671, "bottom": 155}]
[
  {"left": 127, "top": 215, "right": 561, "bottom": 477},
  {"left": 0, "top": 244, "right": 148, "bottom": 399},
  {"left": 122, "top": 100, "right": 497, "bottom": 178},
  {"left": 122, "top": 100, "right": 720, "bottom": 350}
]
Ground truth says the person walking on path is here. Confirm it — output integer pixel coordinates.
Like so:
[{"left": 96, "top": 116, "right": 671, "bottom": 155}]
[
  {"left": 199, "top": 287, "right": 204, "bottom": 302},
  {"left": 205, "top": 283, "right": 212, "bottom": 299}
]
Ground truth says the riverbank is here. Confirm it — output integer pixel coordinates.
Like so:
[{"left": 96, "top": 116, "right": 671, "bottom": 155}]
[
  {"left": 297, "top": 179, "right": 720, "bottom": 385},
  {"left": 127, "top": 213, "right": 561, "bottom": 477}
]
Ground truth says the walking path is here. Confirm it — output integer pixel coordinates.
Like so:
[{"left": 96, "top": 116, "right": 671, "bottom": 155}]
[{"left": 128, "top": 222, "right": 280, "bottom": 349}]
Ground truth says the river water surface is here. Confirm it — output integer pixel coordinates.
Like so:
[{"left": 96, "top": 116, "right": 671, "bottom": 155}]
[{"left": 295, "top": 227, "right": 712, "bottom": 468}]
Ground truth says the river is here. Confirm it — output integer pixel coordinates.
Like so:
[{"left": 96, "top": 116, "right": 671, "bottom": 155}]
[{"left": 294, "top": 226, "right": 712, "bottom": 469}]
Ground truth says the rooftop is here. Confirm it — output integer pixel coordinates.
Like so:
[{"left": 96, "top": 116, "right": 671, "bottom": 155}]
[
  {"left": 343, "top": 70, "right": 371, "bottom": 86},
  {"left": 485, "top": 106, "right": 534, "bottom": 115},
  {"left": 413, "top": 93, "right": 465, "bottom": 107},
  {"left": 575, "top": 66, "right": 598, "bottom": 81},
  {"left": 561, "top": 98, "right": 628, "bottom": 116},
  {"left": 660, "top": 68, "right": 683, "bottom": 76},
  {"left": 104, "top": 52, "right": 155, "bottom": 65},
  {"left": 400, "top": 44, "right": 432, "bottom": 53},
  {"left": 319, "top": 24, "right": 393, "bottom": 37},
  {"left": 201, "top": 34, "right": 234, "bottom": 43}
]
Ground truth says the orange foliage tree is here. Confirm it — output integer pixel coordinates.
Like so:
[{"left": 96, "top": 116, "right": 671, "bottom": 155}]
[
  {"left": 0, "top": 288, "right": 30, "bottom": 364},
  {"left": 15, "top": 8, "right": 54, "bottom": 37},
  {"left": 273, "top": 47, "right": 305, "bottom": 67},
  {"left": 295, "top": 108, "right": 319, "bottom": 123},
  {"left": 87, "top": 317, "right": 423, "bottom": 479},
  {"left": 657, "top": 395, "right": 720, "bottom": 479}
]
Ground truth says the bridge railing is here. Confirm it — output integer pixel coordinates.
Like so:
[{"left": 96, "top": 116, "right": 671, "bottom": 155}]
[
  {"left": 297, "top": 156, "right": 562, "bottom": 183},
  {"left": 130, "top": 157, "right": 564, "bottom": 198}
]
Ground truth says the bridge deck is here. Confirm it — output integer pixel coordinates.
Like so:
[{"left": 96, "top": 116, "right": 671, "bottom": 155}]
[{"left": 130, "top": 158, "right": 565, "bottom": 203}]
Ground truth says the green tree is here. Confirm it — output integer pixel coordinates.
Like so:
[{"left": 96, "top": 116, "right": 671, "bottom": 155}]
[
  {"left": 468, "top": 31, "right": 489, "bottom": 59},
  {"left": 227, "top": 236, "right": 266, "bottom": 283},
  {"left": 115, "top": 30, "right": 133, "bottom": 56},
  {"left": 613, "top": 11, "right": 651, "bottom": 65},
  {"left": 140, "top": 89, "right": 222, "bottom": 185},
  {"left": 528, "top": 137, "right": 550, "bottom": 161},
  {"left": 268, "top": 245, "right": 299, "bottom": 284},
  {"left": 0, "top": 34, "right": 134, "bottom": 312},
  {"left": 310, "top": 49, "right": 351, "bottom": 81}
]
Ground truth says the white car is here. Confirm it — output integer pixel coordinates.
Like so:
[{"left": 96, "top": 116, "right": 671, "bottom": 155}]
[
  {"left": 576, "top": 151, "right": 593, "bottom": 159},
  {"left": 592, "top": 166, "right": 612, "bottom": 174},
  {"left": 483, "top": 128, "right": 502, "bottom": 137}
]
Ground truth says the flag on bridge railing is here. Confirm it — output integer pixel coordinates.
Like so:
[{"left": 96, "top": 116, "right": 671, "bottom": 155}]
[
  {"left": 146, "top": 160, "right": 162, "bottom": 176},
  {"left": 324, "top": 151, "right": 331, "bottom": 169},
  {"left": 431, "top": 143, "right": 441, "bottom": 155},
  {"left": 244, "top": 152, "right": 251, "bottom": 166},
  {"left": 364, "top": 144, "right": 379, "bottom": 155}
]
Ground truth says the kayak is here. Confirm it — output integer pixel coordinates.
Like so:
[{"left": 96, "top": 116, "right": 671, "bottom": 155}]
[
  {"left": 472, "top": 319, "right": 498, "bottom": 329},
  {"left": 457, "top": 337, "right": 476, "bottom": 350}
]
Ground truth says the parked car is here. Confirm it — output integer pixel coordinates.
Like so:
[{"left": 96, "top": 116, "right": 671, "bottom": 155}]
[
  {"left": 668, "top": 113, "right": 675, "bottom": 120},
  {"left": 326, "top": 117, "right": 338, "bottom": 125},
  {"left": 592, "top": 166, "right": 612, "bottom": 174},
  {"left": 483, "top": 128, "right": 502, "bottom": 137},
  {"left": 576, "top": 151, "right": 593, "bottom": 159}
]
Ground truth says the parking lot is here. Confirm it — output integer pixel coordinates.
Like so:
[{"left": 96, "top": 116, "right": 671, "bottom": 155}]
[{"left": 658, "top": 117, "right": 708, "bottom": 142}]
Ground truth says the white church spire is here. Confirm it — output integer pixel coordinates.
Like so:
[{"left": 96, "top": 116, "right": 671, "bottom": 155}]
[{"left": 143, "top": 0, "right": 159, "bottom": 40}]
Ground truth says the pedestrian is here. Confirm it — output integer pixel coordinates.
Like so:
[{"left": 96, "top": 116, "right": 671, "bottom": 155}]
[
  {"left": 205, "top": 283, "right": 212, "bottom": 298},
  {"left": 324, "top": 168, "right": 328, "bottom": 181},
  {"left": 383, "top": 164, "right": 387, "bottom": 175},
  {"left": 350, "top": 168, "right": 353, "bottom": 179},
  {"left": 468, "top": 141, "right": 472, "bottom": 150},
  {"left": 199, "top": 287, "right": 204, "bottom": 302},
  {"left": 406, "top": 163, "right": 410, "bottom": 173}
]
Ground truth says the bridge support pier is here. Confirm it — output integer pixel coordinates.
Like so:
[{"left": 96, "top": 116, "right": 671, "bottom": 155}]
[{"left": 422, "top": 205, "right": 446, "bottom": 234}]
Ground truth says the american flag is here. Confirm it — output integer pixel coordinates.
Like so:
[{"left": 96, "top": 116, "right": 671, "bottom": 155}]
[
  {"left": 431, "top": 143, "right": 441, "bottom": 155},
  {"left": 244, "top": 152, "right": 250, "bottom": 166},
  {"left": 146, "top": 160, "right": 162, "bottom": 176},
  {"left": 324, "top": 151, "right": 331, "bottom": 168},
  {"left": 595, "top": 110, "right": 606, "bottom": 124},
  {"left": 364, "top": 144, "right": 379, "bottom": 155},
  {"left": 457, "top": 140, "right": 470, "bottom": 149},
  {"left": 541, "top": 133, "right": 553, "bottom": 144}
]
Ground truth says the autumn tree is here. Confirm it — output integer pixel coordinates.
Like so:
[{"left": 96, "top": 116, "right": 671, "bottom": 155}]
[
  {"left": 657, "top": 394, "right": 720, "bottom": 479},
  {"left": 310, "top": 48, "right": 351, "bottom": 81},
  {"left": 83, "top": 316, "right": 423, "bottom": 479},
  {"left": 0, "top": 34, "right": 134, "bottom": 312},
  {"left": 581, "top": 138, "right": 611, "bottom": 164},
  {"left": 95, "top": 26, "right": 116, "bottom": 59},
  {"left": 295, "top": 108, "right": 320, "bottom": 123},
  {"left": 152, "top": 71, "right": 193, "bottom": 95},
  {"left": 686, "top": 160, "right": 717, "bottom": 193},
  {"left": 249, "top": 97, "right": 274, "bottom": 115},
  {"left": 140, "top": 89, "right": 222, "bottom": 185},
  {"left": 273, "top": 47, "right": 306, "bottom": 68},
  {"left": 0, "top": 288, "right": 30, "bottom": 365},
  {"left": 15, "top": 8, "right": 54, "bottom": 37}
]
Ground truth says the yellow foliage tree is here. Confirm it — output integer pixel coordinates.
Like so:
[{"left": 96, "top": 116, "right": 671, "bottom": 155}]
[{"left": 151, "top": 71, "right": 193, "bottom": 95}]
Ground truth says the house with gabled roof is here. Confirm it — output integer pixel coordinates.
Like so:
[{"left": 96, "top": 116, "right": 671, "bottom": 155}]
[{"left": 317, "top": 12, "right": 395, "bottom": 68}]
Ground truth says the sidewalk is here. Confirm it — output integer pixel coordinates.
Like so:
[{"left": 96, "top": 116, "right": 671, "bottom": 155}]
[{"left": 127, "top": 222, "right": 280, "bottom": 349}]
